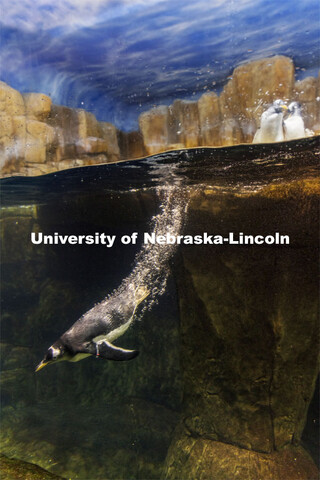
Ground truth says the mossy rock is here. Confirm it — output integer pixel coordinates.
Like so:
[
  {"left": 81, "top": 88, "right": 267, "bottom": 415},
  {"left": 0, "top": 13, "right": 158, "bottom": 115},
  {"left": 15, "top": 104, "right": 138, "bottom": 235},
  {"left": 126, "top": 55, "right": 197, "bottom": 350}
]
[{"left": 0, "top": 454, "right": 64, "bottom": 480}]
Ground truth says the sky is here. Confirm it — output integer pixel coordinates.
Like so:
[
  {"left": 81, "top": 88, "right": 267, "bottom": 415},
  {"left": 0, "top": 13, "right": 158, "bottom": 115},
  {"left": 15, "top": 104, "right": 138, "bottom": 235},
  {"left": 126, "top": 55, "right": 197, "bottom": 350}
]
[{"left": 1, "top": 0, "right": 319, "bottom": 130}]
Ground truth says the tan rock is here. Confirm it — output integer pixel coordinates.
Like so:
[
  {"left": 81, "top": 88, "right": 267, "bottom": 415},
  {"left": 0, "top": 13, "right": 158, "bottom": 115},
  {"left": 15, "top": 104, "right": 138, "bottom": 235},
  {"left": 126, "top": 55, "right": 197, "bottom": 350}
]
[
  {"left": 12, "top": 115, "right": 27, "bottom": 158},
  {"left": 56, "top": 157, "right": 110, "bottom": 171},
  {"left": 166, "top": 143, "right": 185, "bottom": 151},
  {"left": 23, "top": 93, "right": 52, "bottom": 121},
  {"left": 138, "top": 56, "right": 297, "bottom": 151},
  {"left": 0, "top": 114, "right": 26, "bottom": 170},
  {"left": 169, "top": 100, "right": 200, "bottom": 148},
  {"left": 56, "top": 159, "right": 78, "bottom": 170},
  {"left": 139, "top": 106, "right": 169, "bottom": 155},
  {"left": 219, "top": 77, "right": 239, "bottom": 117},
  {"left": 118, "top": 131, "right": 146, "bottom": 160},
  {"left": 0, "top": 138, "right": 13, "bottom": 172},
  {"left": 48, "top": 106, "right": 107, "bottom": 159},
  {"left": 232, "top": 55, "right": 295, "bottom": 120},
  {"left": 75, "top": 136, "right": 108, "bottom": 155},
  {"left": 55, "top": 157, "right": 108, "bottom": 171},
  {"left": 294, "top": 77, "right": 318, "bottom": 130},
  {"left": 294, "top": 76, "right": 317, "bottom": 102},
  {"left": 0, "top": 114, "right": 13, "bottom": 138},
  {"left": 49, "top": 104, "right": 79, "bottom": 140},
  {"left": 76, "top": 109, "right": 102, "bottom": 139},
  {"left": 164, "top": 437, "right": 318, "bottom": 480},
  {"left": 218, "top": 83, "right": 249, "bottom": 143},
  {"left": 25, "top": 138, "right": 46, "bottom": 164},
  {"left": 0, "top": 159, "right": 23, "bottom": 176},
  {"left": 219, "top": 117, "right": 244, "bottom": 145},
  {"left": 100, "top": 122, "right": 120, "bottom": 158},
  {"left": 48, "top": 105, "right": 79, "bottom": 158},
  {"left": 0, "top": 135, "right": 14, "bottom": 171},
  {"left": 12, "top": 115, "right": 26, "bottom": 138},
  {"left": 0, "top": 81, "right": 25, "bottom": 116},
  {"left": 24, "top": 162, "right": 58, "bottom": 176},
  {"left": 26, "top": 119, "right": 55, "bottom": 144},
  {"left": 218, "top": 56, "right": 295, "bottom": 143},
  {"left": 25, "top": 120, "right": 55, "bottom": 163},
  {"left": 198, "top": 92, "right": 221, "bottom": 146}
]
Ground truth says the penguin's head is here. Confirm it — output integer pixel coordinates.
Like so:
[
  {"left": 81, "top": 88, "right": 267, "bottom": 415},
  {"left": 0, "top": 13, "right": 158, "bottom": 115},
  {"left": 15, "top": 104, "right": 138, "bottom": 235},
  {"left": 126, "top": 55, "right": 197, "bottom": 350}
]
[
  {"left": 272, "top": 99, "right": 288, "bottom": 114},
  {"left": 288, "top": 101, "right": 301, "bottom": 115},
  {"left": 35, "top": 344, "right": 65, "bottom": 372}
]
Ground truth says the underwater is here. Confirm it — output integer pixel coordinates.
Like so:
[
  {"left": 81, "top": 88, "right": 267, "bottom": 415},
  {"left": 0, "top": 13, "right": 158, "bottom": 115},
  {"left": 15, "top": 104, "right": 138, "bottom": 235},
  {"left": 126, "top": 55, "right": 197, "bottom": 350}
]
[{"left": 0, "top": 1, "right": 319, "bottom": 480}]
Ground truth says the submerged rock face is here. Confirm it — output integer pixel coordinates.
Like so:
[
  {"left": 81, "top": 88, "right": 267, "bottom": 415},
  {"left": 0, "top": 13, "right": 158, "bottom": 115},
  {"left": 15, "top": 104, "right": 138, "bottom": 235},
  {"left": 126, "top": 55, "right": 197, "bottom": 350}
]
[
  {"left": 1, "top": 56, "right": 319, "bottom": 177},
  {"left": 164, "top": 179, "right": 319, "bottom": 479},
  {"left": 0, "top": 454, "right": 64, "bottom": 480},
  {"left": 164, "top": 438, "right": 318, "bottom": 480}
]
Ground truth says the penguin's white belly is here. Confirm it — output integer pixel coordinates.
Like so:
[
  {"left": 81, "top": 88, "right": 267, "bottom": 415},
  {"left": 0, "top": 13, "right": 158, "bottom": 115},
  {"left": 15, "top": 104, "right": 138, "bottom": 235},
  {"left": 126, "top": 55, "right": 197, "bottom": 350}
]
[
  {"left": 284, "top": 117, "right": 305, "bottom": 140},
  {"left": 252, "top": 129, "right": 262, "bottom": 144},
  {"left": 93, "top": 316, "right": 134, "bottom": 344},
  {"left": 253, "top": 114, "right": 284, "bottom": 143},
  {"left": 262, "top": 116, "right": 284, "bottom": 142}
]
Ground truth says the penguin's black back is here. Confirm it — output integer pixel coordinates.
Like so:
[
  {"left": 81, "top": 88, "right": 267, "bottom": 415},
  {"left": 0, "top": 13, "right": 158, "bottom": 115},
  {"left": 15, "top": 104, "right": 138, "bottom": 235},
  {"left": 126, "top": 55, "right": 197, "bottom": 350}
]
[{"left": 61, "top": 292, "right": 137, "bottom": 346}]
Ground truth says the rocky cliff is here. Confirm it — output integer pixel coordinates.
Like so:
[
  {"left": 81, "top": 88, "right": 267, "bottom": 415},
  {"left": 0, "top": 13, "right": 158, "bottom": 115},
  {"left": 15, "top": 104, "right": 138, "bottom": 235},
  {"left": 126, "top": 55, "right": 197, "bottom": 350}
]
[
  {"left": 1, "top": 55, "right": 319, "bottom": 176},
  {"left": 0, "top": 83, "right": 126, "bottom": 176}
]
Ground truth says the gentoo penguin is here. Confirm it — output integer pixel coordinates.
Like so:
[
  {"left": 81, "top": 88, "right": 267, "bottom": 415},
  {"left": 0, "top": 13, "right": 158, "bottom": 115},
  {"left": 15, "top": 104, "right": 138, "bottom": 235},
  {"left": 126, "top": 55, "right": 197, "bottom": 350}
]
[
  {"left": 253, "top": 99, "right": 288, "bottom": 143},
  {"left": 283, "top": 102, "right": 307, "bottom": 140},
  {"left": 35, "top": 285, "right": 150, "bottom": 372}
]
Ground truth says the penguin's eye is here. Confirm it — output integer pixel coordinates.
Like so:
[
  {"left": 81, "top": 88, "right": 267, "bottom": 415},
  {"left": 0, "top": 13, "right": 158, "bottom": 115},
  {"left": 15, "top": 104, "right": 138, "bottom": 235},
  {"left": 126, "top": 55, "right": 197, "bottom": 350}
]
[{"left": 46, "top": 347, "right": 60, "bottom": 361}]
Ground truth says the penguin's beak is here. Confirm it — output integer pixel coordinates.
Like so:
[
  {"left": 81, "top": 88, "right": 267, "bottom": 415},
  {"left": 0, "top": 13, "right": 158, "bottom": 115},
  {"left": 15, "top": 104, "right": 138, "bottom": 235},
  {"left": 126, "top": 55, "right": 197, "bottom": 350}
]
[
  {"left": 35, "top": 360, "right": 49, "bottom": 372},
  {"left": 281, "top": 105, "right": 288, "bottom": 111}
]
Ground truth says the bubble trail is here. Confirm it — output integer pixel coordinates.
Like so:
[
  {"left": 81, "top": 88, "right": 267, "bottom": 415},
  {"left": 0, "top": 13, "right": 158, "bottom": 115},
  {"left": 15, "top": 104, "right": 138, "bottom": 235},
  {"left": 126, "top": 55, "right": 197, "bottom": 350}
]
[{"left": 110, "top": 182, "right": 189, "bottom": 316}]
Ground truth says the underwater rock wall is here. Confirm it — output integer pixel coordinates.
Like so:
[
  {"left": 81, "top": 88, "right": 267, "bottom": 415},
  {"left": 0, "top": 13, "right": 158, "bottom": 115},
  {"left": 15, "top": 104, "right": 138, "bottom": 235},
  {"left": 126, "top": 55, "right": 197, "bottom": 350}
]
[
  {"left": 164, "top": 179, "right": 320, "bottom": 479},
  {"left": 0, "top": 453, "right": 64, "bottom": 480},
  {"left": 1, "top": 55, "right": 320, "bottom": 176}
]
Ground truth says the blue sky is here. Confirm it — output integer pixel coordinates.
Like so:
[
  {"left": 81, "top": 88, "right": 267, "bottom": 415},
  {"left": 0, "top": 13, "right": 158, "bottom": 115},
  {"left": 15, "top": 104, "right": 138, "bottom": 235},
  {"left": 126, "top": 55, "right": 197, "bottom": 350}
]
[{"left": 1, "top": 0, "right": 319, "bottom": 130}]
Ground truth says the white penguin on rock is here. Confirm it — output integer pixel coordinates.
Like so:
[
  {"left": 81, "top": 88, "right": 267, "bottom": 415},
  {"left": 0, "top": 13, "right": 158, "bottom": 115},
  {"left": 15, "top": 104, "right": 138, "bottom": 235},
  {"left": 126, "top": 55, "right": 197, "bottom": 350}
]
[
  {"left": 253, "top": 99, "right": 288, "bottom": 143},
  {"left": 284, "top": 101, "right": 313, "bottom": 140}
]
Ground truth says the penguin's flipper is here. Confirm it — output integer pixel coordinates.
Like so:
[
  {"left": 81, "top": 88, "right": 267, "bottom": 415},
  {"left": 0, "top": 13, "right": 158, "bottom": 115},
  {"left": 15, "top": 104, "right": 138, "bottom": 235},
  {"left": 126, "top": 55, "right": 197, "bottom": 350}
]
[
  {"left": 95, "top": 340, "right": 139, "bottom": 361},
  {"left": 73, "top": 340, "right": 139, "bottom": 361}
]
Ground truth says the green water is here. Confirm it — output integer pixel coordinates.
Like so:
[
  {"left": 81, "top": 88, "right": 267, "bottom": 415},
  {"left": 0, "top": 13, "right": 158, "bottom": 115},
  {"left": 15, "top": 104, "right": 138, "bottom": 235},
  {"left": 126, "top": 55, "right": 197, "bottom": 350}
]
[{"left": 0, "top": 141, "right": 319, "bottom": 479}]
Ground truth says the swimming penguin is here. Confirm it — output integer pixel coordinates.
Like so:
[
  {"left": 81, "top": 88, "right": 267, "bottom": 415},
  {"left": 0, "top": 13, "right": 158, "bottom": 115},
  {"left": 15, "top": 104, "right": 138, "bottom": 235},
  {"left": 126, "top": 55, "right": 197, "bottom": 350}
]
[
  {"left": 35, "top": 285, "right": 150, "bottom": 372},
  {"left": 284, "top": 101, "right": 308, "bottom": 140},
  {"left": 253, "top": 99, "right": 288, "bottom": 143}
]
